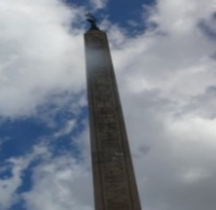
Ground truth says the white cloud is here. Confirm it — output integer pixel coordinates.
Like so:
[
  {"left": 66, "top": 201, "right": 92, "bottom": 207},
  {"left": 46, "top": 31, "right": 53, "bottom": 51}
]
[
  {"left": 0, "top": 144, "right": 50, "bottom": 210},
  {"left": 22, "top": 155, "right": 93, "bottom": 210},
  {"left": 0, "top": 0, "right": 85, "bottom": 118},
  {"left": 90, "top": 0, "right": 107, "bottom": 10},
  {"left": 149, "top": 0, "right": 216, "bottom": 35},
  {"left": 181, "top": 168, "right": 210, "bottom": 183},
  {"left": 0, "top": 158, "right": 25, "bottom": 209},
  {"left": 0, "top": 141, "right": 93, "bottom": 210},
  {"left": 53, "top": 119, "right": 76, "bottom": 138},
  {"left": 167, "top": 116, "right": 216, "bottom": 144}
]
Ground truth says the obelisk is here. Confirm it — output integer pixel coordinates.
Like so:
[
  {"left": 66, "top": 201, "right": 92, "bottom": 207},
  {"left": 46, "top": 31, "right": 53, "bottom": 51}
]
[{"left": 84, "top": 14, "right": 142, "bottom": 210}]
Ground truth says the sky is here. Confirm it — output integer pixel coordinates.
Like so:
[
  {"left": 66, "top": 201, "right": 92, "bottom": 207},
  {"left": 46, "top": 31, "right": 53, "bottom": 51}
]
[{"left": 0, "top": 0, "right": 216, "bottom": 210}]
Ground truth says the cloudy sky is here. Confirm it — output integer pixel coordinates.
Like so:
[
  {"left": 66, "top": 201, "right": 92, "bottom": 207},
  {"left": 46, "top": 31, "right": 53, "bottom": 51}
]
[{"left": 0, "top": 0, "right": 216, "bottom": 210}]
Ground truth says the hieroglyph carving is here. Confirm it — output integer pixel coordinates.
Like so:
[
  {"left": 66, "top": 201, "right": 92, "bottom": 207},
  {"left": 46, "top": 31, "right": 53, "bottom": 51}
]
[{"left": 86, "top": 32, "right": 133, "bottom": 210}]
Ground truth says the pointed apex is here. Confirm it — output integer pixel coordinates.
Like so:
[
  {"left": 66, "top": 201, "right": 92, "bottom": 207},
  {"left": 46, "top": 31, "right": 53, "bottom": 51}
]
[{"left": 86, "top": 13, "right": 100, "bottom": 31}]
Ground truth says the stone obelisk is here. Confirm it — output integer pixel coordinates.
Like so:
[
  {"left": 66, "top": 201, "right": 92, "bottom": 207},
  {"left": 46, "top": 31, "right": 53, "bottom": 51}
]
[{"left": 84, "top": 15, "right": 142, "bottom": 210}]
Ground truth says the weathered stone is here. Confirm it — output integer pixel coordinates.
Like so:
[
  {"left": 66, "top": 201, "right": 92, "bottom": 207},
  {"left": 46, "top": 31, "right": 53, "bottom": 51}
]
[{"left": 84, "top": 29, "right": 142, "bottom": 210}]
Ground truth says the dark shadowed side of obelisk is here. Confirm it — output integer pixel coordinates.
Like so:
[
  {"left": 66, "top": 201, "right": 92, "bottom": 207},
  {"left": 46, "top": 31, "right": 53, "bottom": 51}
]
[{"left": 84, "top": 20, "right": 142, "bottom": 210}]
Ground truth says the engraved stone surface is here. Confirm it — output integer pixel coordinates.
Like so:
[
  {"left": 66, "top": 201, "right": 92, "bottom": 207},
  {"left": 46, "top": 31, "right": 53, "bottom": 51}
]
[{"left": 85, "top": 29, "right": 142, "bottom": 210}]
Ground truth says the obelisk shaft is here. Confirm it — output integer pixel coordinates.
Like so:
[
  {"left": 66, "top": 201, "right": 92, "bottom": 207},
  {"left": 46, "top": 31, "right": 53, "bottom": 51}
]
[{"left": 85, "top": 29, "right": 142, "bottom": 210}]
